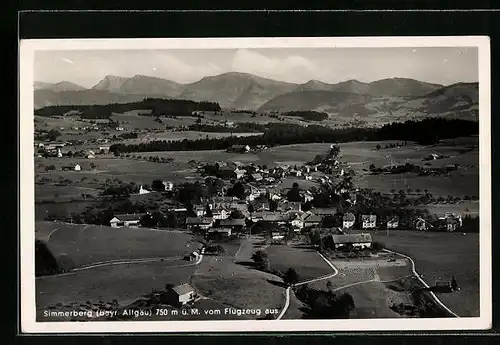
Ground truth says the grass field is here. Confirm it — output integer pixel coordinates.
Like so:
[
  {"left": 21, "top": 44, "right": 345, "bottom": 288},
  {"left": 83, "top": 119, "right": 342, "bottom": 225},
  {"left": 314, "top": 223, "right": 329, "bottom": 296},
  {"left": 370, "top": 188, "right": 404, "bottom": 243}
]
[
  {"left": 35, "top": 184, "right": 101, "bottom": 202},
  {"left": 351, "top": 230, "right": 480, "bottom": 317},
  {"left": 35, "top": 201, "right": 101, "bottom": 220},
  {"left": 36, "top": 262, "right": 196, "bottom": 320},
  {"left": 36, "top": 156, "right": 202, "bottom": 186},
  {"left": 35, "top": 221, "right": 197, "bottom": 269},
  {"left": 134, "top": 139, "right": 478, "bottom": 197},
  {"left": 128, "top": 131, "right": 263, "bottom": 143},
  {"left": 191, "top": 239, "right": 286, "bottom": 317},
  {"left": 265, "top": 244, "right": 334, "bottom": 281}
]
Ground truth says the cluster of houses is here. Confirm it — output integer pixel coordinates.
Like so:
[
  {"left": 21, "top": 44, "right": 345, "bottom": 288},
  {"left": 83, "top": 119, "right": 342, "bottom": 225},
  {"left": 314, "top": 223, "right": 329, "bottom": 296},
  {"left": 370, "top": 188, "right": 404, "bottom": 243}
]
[{"left": 200, "top": 159, "right": 339, "bottom": 187}]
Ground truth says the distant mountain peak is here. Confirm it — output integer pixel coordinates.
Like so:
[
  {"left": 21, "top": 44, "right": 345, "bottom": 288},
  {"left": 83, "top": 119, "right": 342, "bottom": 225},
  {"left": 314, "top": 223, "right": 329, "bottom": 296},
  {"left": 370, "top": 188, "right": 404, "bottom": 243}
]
[{"left": 34, "top": 80, "right": 86, "bottom": 92}]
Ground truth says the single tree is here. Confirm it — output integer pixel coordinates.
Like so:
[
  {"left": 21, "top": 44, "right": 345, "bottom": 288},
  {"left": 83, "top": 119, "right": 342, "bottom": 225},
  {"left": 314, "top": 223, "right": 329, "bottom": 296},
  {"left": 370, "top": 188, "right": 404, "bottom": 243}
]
[{"left": 283, "top": 268, "right": 300, "bottom": 286}]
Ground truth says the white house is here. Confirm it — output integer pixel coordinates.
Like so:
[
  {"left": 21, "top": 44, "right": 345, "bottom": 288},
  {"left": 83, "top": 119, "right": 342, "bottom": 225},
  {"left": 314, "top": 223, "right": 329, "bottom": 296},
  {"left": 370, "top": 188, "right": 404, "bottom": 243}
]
[
  {"left": 194, "top": 206, "right": 206, "bottom": 217},
  {"left": 212, "top": 208, "right": 229, "bottom": 220},
  {"left": 163, "top": 283, "right": 197, "bottom": 306},
  {"left": 109, "top": 213, "right": 145, "bottom": 228},
  {"left": 74, "top": 164, "right": 81, "bottom": 171},
  {"left": 361, "top": 215, "right": 377, "bottom": 229},
  {"left": 162, "top": 181, "right": 174, "bottom": 191},
  {"left": 290, "top": 213, "right": 305, "bottom": 230},
  {"left": 343, "top": 213, "right": 355, "bottom": 229},
  {"left": 139, "top": 185, "right": 151, "bottom": 195},
  {"left": 234, "top": 169, "right": 246, "bottom": 180},
  {"left": 387, "top": 216, "right": 399, "bottom": 229}
]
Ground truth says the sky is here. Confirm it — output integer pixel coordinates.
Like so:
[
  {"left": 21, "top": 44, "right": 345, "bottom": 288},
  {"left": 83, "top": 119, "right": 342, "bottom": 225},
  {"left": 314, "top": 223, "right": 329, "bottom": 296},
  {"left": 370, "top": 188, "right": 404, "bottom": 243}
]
[{"left": 34, "top": 47, "right": 478, "bottom": 88}]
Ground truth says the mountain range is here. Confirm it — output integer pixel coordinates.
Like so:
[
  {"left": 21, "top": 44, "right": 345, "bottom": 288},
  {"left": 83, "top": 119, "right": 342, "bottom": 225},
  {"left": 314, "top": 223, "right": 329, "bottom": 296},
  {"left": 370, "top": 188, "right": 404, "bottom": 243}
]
[{"left": 34, "top": 72, "right": 479, "bottom": 121}]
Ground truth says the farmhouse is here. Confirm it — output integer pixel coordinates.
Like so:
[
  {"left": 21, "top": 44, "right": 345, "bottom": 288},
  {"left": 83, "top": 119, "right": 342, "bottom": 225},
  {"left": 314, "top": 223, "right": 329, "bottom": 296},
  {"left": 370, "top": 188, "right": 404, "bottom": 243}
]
[
  {"left": 251, "top": 173, "right": 263, "bottom": 182},
  {"left": 62, "top": 163, "right": 81, "bottom": 171},
  {"left": 227, "top": 145, "right": 250, "bottom": 153},
  {"left": 343, "top": 213, "right": 356, "bottom": 229},
  {"left": 162, "top": 181, "right": 174, "bottom": 191},
  {"left": 234, "top": 168, "right": 246, "bottom": 180},
  {"left": 99, "top": 146, "right": 110, "bottom": 153},
  {"left": 312, "top": 207, "right": 337, "bottom": 217},
  {"left": 162, "top": 283, "right": 197, "bottom": 306},
  {"left": 327, "top": 233, "right": 372, "bottom": 250},
  {"left": 290, "top": 213, "right": 305, "bottom": 230},
  {"left": 303, "top": 213, "right": 322, "bottom": 228},
  {"left": 414, "top": 217, "right": 433, "bottom": 231},
  {"left": 211, "top": 208, "right": 229, "bottom": 220},
  {"left": 109, "top": 213, "right": 145, "bottom": 228},
  {"left": 386, "top": 216, "right": 399, "bottom": 229},
  {"left": 184, "top": 251, "right": 200, "bottom": 262},
  {"left": 361, "top": 215, "right": 377, "bottom": 229},
  {"left": 262, "top": 213, "right": 289, "bottom": 225},
  {"left": 139, "top": 185, "right": 151, "bottom": 195},
  {"left": 194, "top": 205, "right": 206, "bottom": 217},
  {"left": 207, "top": 228, "right": 232, "bottom": 240},
  {"left": 186, "top": 217, "right": 214, "bottom": 230},
  {"left": 278, "top": 200, "right": 302, "bottom": 212},
  {"left": 440, "top": 214, "right": 463, "bottom": 232},
  {"left": 220, "top": 218, "right": 246, "bottom": 231},
  {"left": 271, "top": 232, "right": 285, "bottom": 243}
]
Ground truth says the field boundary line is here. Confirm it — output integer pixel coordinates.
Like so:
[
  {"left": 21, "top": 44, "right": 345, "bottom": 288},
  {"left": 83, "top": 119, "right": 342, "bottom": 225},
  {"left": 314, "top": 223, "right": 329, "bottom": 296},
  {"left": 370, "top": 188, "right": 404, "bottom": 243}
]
[{"left": 383, "top": 249, "right": 460, "bottom": 318}]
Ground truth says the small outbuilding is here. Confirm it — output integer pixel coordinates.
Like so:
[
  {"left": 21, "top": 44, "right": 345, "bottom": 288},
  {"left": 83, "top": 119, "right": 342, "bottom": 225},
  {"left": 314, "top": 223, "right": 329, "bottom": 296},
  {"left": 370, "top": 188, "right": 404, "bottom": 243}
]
[{"left": 162, "top": 283, "right": 197, "bottom": 306}]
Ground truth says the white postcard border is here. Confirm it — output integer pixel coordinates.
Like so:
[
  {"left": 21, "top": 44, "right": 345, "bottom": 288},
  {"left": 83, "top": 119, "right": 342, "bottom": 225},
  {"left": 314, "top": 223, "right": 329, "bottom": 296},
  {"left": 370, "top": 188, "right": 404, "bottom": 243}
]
[{"left": 19, "top": 36, "right": 492, "bottom": 333}]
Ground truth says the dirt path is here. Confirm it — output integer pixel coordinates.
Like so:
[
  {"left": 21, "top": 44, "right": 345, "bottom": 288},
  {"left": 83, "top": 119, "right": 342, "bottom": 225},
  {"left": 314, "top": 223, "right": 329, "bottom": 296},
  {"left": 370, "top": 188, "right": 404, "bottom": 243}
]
[{"left": 36, "top": 248, "right": 205, "bottom": 280}]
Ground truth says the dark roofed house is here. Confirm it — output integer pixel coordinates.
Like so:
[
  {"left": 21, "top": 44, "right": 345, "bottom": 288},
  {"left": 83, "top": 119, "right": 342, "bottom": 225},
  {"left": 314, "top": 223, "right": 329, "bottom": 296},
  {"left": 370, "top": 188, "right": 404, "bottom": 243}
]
[
  {"left": 161, "top": 283, "right": 197, "bottom": 306},
  {"left": 207, "top": 228, "right": 232, "bottom": 240},
  {"left": 251, "top": 173, "right": 263, "bottom": 182},
  {"left": 220, "top": 218, "right": 246, "bottom": 231},
  {"left": 226, "top": 145, "right": 250, "bottom": 153},
  {"left": 303, "top": 213, "right": 322, "bottom": 228},
  {"left": 277, "top": 200, "right": 302, "bottom": 212},
  {"left": 185, "top": 217, "right": 214, "bottom": 230},
  {"left": 262, "top": 213, "right": 290, "bottom": 225},
  {"left": 109, "top": 213, "right": 146, "bottom": 228},
  {"left": 326, "top": 233, "right": 372, "bottom": 250},
  {"left": 313, "top": 207, "right": 338, "bottom": 216}
]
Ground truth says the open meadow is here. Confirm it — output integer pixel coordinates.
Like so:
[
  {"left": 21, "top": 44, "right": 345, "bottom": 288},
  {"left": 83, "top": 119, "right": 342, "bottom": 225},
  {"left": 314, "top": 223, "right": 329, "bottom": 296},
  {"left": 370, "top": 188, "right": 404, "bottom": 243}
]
[
  {"left": 36, "top": 261, "right": 196, "bottom": 321},
  {"left": 35, "top": 221, "right": 198, "bottom": 269},
  {"left": 265, "top": 244, "right": 334, "bottom": 281},
  {"left": 191, "top": 238, "right": 286, "bottom": 319},
  {"left": 350, "top": 229, "right": 480, "bottom": 317}
]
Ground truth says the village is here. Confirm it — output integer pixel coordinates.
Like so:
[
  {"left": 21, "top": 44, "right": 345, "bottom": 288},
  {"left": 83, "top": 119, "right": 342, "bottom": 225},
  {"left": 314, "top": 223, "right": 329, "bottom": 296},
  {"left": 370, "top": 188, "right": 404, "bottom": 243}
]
[{"left": 35, "top": 134, "right": 466, "bottom": 248}]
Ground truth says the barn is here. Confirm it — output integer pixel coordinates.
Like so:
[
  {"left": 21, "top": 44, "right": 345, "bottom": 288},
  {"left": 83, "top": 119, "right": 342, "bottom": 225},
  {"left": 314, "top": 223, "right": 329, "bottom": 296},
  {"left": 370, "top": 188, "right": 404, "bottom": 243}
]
[{"left": 326, "top": 233, "right": 372, "bottom": 250}]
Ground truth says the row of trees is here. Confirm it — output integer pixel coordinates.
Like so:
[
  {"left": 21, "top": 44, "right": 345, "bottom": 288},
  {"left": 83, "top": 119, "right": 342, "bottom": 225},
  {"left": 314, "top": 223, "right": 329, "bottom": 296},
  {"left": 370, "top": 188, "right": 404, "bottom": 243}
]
[
  {"left": 109, "top": 118, "right": 478, "bottom": 154},
  {"left": 35, "top": 98, "right": 221, "bottom": 119}
]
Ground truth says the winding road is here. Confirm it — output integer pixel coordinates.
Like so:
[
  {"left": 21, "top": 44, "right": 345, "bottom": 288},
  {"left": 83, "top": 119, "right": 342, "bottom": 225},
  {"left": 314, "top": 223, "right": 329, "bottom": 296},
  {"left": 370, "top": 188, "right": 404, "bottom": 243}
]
[
  {"left": 275, "top": 248, "right": 459, "bottom": 320},
  {"left": 276, "top": 251, "right": 339, "bottom": 320}
]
